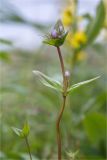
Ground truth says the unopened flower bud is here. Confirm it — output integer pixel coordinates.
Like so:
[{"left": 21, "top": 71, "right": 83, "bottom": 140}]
[
  {"left": 51, "top": 29, "right": 58, "bottom": 38},
  {"left": 65, "top": 70, "right": 70, "bottom": 77},
  {"left": 58, "top": 35, "right": 62, "bottom": 38},
  {"left": 43, "top": 20, "right": 68, "bottom": 47},
  {"left": 59, "top": 26, "right": 63, "bottom": 32}
]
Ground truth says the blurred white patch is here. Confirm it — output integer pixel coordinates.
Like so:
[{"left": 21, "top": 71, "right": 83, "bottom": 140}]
[{"left": 0, "top": 0, "right": 100, "bottom": 50}]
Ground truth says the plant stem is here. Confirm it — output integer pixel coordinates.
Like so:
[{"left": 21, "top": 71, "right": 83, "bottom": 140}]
[
  {"left": 25, "top": 136, "right": 32, "bottom": 160},
  {"left": 56, "top": 47, "right": 66, "bottom": 85},
  {"left": 56, "top": 47, "right": 68, "bottom": 160},
  {"left": 56, "top": 95, "right": 67, "bottom": 160}
]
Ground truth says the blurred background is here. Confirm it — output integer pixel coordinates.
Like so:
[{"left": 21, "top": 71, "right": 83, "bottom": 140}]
[{"left": 0, "top": 0, "right": 107, "bottom": 159}]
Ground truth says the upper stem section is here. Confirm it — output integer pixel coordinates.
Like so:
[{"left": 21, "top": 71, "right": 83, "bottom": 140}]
[{"left": 56, "top": 47, "right": 65, "bottom": 84}]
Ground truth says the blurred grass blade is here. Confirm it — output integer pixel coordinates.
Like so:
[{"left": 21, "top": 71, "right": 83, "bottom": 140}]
[
  {"left": 86, "top": 0, "right": 105, "bottom": 44},
  {"left": 67, "top": 76, "right": 100, "bottom": 94},
  {"left": 0, "top": 39, "right": 13, "bottom": 45},
  {"left": 33, "top": 70, "right": 62, "bottom": 91}
]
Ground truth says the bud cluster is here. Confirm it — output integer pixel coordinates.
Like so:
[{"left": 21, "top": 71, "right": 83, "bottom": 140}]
[
  {"left": 43, "top": 20, "right": 68, "bottom": 47},
  {"left": 51, "top": 22, "right": 65, "bottom": 39}
]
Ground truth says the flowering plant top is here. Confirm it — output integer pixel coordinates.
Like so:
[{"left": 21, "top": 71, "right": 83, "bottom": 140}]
[{"left": 43, "top": 20, "right": 68, "bottom": 47}]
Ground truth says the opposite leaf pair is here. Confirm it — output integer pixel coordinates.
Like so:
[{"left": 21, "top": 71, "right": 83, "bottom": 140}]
[
  {"left": 12, "top": 122, "right": 30, "bottom": 138},
  {"left": 33, "top": 70, "right": 100, "bottom": 95}
]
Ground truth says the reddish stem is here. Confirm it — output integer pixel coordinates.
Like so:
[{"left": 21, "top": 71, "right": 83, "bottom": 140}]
[{"left": 56, "top": 47, "right": 68, "bottom": 160}]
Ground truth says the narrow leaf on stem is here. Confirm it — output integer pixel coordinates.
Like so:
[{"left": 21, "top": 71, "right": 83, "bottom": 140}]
[
  {"left": 67, "top": 76, "right": 100, "bottom": 94},
  {"left": 33, "top": 70, "right": 63, "bottom": 91}
]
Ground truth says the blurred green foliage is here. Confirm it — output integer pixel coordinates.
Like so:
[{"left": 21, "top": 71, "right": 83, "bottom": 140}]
[{"left": 0, "top": 0, "right": 107, "bottom": 159}]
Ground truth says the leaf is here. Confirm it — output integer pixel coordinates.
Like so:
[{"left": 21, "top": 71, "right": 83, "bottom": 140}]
[
  {"left": 12, "top": 127, "right": 22, "bottom": 137},
  {"left": 83, "top": 113, "right": 106, "bottom": 144},
  {"left": 86, "top": 0, "right": 105, "bottom": 44},
  {"left": 21, "top": 122, "right": 30, "bottom": 137},
  {"left": 0, "top": 51, "right": 11, "bottom": 62},
  {"left": 66, "top": 150, "right": 79, "bottom": 159},
  {"left": 43, "top": 32, "right": 68, "bottom": 47},
  {"left": 67, "top": 76, "right": 100, "bottom": 94},
  {"left": 82, "top": 13, "right": 93, "bottom": 21},
  {"left": 33, "top": 70, "right": 62, "bottom": 91},
  {"left": 0, "top": 39, "right": 13, "bottom": 45},
  {"left": 12, "top": 122, "right": 30, "bottom": 138}
]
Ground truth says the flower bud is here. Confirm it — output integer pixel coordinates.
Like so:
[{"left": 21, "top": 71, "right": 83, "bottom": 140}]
[
  {"left": 43, "top": 20, "right": 68, "bottom": 47},
  {"left": 65, "top": 70, "right": 70, "bottom": 77},
  {"left": 51, "top": 29, "right": 58, "bottom": 38},
  {"left": 59, "top": 26, "right": 63, "bottom": 32}
]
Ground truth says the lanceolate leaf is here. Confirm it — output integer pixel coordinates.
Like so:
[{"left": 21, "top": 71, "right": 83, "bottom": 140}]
[
  {"left": 86, "top": 0, "right": 105, "bottom": 44},
  {"left": 21, "top": 122, "right": 30, "bottom": 137},
  {"left": 67, "top": 76, "right": 100, "bottom": 94},
  {"left": 0, "top": 39, "right": 13, "bottom": 45},
  {"left": 12, "top": 127, "right": 22, "bottom": 137},
  {"left": 33, "top": 70, "right": 62, "bottom": 91},
  {"left": 12, "top": 122, "right": 30, "bottom": 138}
]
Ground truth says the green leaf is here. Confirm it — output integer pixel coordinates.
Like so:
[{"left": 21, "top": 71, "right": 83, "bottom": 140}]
[
  {"left": 12, "top": 122, "right": 30, "bottom": 138},
  {"left": 67, "top": 76, "right": 100, "bottom": 94},
  {"left": 21, "top": 122, "right": 30, "bottom": 137},
  {"left": 83, "top": 113, "right": 106, "bottom": 144},
  {"left": 87, "top": 0, "right": 105, "bottom": 44},
  {"left": 0, "top": 51, "right": 11, "bottom": 62},
  {"left": 12, "top": 127, "right": 22, "bottom": 137},
  {"left": 66, "top": 150, "right": 79, "bottom": 160},
  {"left": 43, "top": 32, "right": 68, "bottom": 47},
  {"left": 33, "top": 70, "right": 62, "bottom": 91},
  {"left": 0, "top": 39, "right": 13, "bottom": 45}
]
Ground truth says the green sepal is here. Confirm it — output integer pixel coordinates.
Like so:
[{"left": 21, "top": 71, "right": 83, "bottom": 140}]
[
  {"left": 86, "top": 1, "right": 105, "bottom": 44},
  {"left": 43, "top": 32, "right": 68, "bottom": 47}
]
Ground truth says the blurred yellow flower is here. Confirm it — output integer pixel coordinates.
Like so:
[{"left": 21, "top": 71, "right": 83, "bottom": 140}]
[
  {"left": 62, "top": 7, "right": 73, "bottom": 26},
  {"left": 67, "top": 31, "right": 87, "bottom": 48},
  {"left": 77, "top": 51, "right": 87, "bottom": 61}
]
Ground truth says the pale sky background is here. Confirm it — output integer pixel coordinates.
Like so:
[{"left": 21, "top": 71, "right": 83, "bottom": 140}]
[{"left": 0, "top": 0, "right": 100, "bottom": 50}]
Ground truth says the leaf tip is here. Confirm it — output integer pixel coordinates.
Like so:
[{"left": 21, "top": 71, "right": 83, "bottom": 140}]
[{"left": 32, "top": 70, "right": 39, "bottom": 75}]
